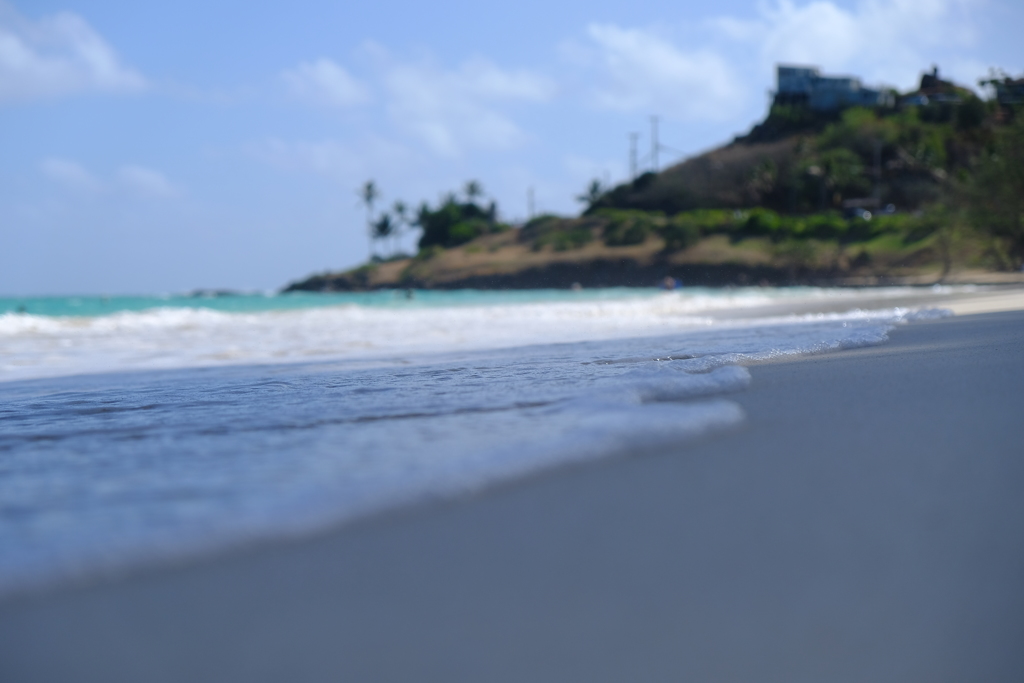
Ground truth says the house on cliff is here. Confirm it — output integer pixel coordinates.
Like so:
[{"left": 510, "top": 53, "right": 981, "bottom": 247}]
[
  {"left": 773, "top": 65, "right": 893, "bottom": 111},
  {"left": 984, "top": 73, "right": 1024, "bottom": 107},
  {"left": 900, "top": 66, "right": 972, "bottom": 106}
]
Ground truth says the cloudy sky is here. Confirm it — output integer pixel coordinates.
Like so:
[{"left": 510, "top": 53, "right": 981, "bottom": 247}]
[{"left": 2, "top": 0, "right": 1021, "bottom": 294}]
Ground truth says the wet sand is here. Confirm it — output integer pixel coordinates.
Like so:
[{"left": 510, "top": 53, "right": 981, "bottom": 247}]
[{"left": 1, "top": 309, "right": 1023, "bottom": 682}]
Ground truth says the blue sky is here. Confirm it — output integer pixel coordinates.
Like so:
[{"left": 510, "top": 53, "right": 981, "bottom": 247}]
[{"left": 2, "top": 0, "right": 1021, "bottom": 294}]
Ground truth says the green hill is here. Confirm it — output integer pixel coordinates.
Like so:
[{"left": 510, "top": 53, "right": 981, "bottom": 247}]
[
  {"left": 285, "top": 69, "right": 1024, "bottom": 292},
  {"left": 593, "top": 98, "right": 988, "bottom": 216}
]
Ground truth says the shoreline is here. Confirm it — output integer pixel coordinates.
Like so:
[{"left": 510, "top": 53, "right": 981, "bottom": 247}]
[
  {"left": 1, "top": 285, "right": 1021, "bottom": 389},
  {"left": 2, "top": 309, "right": 1023, "bottom": 680},
  {"left": 283, "top": 257, "right": 1024, "bottom": 292}
]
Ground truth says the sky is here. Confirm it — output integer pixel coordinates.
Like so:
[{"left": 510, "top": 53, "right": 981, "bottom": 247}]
[{"left": 1, "top": 0, "right": 1021, "bottom": 294}]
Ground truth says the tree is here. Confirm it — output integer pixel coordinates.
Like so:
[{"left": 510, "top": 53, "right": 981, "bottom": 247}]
[
  {"left": 392, "top": 200, "right": 408, "bottom": 223},
  {"left": 464, "top": 180, "right": 484, "bottom": 204},
  {"left": 358, "top": 180, "right": 380, "bottom": 258},
  {"left": 818, "top": 148, "right": 870, "bottom": 203},
  {"left": 416, "top": 192, "right": 500, "bottom": 250},
  {"left": 372, "top": 213, "right": 396, "bottom": 258},
  {"left": 390, "top": 200, "right": 409, "bottom": 256},
  {"left": 576, "top": 179, "right": 605, "bottom": 208},
  {"left": 968, "top": 116, "right": 1024, "bottom": 266}
]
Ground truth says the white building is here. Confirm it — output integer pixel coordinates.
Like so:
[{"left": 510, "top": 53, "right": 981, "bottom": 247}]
[{"left": 774, "top": 65, "right": 893, "bottom": 111}]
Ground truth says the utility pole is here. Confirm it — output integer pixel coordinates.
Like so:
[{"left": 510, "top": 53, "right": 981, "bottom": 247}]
[
  {"left": 650, "top": 116, "right": 660, "bottom": 173},
  {"left": 629, "top": 132, "right": 639, "bottom": 181}
]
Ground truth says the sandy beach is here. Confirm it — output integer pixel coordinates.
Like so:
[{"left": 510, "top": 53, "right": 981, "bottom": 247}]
[{"left": 1, "top": 306, "right": 1023, "bottom": 682}]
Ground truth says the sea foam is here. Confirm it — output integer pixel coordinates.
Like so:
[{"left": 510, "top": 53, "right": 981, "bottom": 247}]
[
  {"left": 0, "top": 286, "right": 952, "bottom": 382},
  {"left": 0, "top": 288, "right": 952, "bottom": 595}
]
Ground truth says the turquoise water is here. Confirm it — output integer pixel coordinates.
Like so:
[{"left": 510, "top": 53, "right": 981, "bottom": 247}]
[
  {"left": 0, "top": 288, "right": 662, "bottom": 318},
  {"left": 1, "top": 285, "right": 957, "bottom": 385}
]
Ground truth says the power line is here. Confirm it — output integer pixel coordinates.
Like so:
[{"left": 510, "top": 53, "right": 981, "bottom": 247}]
[
  {"left": 624, "top": 116, "right": 688, "bottom": 182},
  {"left": 657, "top": 142, "right": 687, "bottom": 158}
]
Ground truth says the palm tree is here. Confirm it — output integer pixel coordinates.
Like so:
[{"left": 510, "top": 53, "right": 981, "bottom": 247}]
[
  {"left": 391, "top": 200, "right": 408, "bottom": 255},
  {"left": 372, "top": 213, "right": 395, "bottom": 259},
  {"left": 392, "top": 200, "right": 408, "bottom": 222},
  {"left": 464, "top": 180, "right": 484, "bottom": 205},
  {"left": 359, "top": 180, "right": 380, "bottom": 258},
  {"left": 576, "top": 178, "right": 605, "bottom": 207}
]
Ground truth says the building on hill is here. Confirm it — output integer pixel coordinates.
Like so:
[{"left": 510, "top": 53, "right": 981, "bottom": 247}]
[
  {"left": 981, "top": 71, "right": 1024, "bottom": 107},
  {"left": 919, "top": 66, "right": 955, "bottom": 93},
  {"left": 773, "top": 65, "right": 893, "bottom": 111},
  {"left": 993, "top": 78, "right": 1024, "bottom": 106},
  {"left": 901, "top": 66, "right": 968, "bottom": 106}
]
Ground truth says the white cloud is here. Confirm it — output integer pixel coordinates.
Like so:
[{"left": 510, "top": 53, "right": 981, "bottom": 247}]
[
  {"left": 576, "top": 24, "right": 745, "bottom": 121},
  {"left": 282, "top": 58, "right": 370, "bottom": 107},
  {"left": 381, "top": 54, "right": 556, "bottom": 156},
  {"left": 715, "top": 0, "right": 981, "bottom": 90},
  {"left": 253, "top": 138, "right": 362, "bottom": 179},
  {"left": 39, "top": 157, "right": 102, "bottom": 192},
  {"left": 277, "top": 49, "right": 553, "bottom": 157},
  {"left": 0, "top": 2, "right": 145, "bottom": 103},
  {"left": 453, "top": 58, "right": 556, "bottom": 101},
  {"left": 251, "top": 137, "right": 415, "bottom": 182},
  {"left": 117, "top": 165, "right": 178, "bottom": 198},
  {"left": 563, "top": 1, "right": 984, "bottom": 129},
  {"left": 39, "top": 158, "right": 179, "bottom": 198}
]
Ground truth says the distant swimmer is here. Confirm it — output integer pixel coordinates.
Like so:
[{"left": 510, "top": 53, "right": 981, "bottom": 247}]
[
  {"left": 571, "top": 282, "right": 583, "bottom": 291},
  {"left": 404, "top": 289, "right": 415, "bottom": 300},
  {"left": 661, "top": 276, "right": 681, "bottom": 290}
]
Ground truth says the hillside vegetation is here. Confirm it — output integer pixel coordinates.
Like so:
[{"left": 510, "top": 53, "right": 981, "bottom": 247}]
[{"left": 285, "top": 71, "right": 1024, "bottom": 292}]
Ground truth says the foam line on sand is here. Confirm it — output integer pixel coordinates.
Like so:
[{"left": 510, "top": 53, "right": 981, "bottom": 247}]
[{"left": 943, "top": 289, "right": 1024, "bottom": 315}]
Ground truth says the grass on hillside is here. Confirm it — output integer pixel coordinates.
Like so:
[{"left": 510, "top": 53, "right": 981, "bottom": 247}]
[{"left": 316, "top": 206, "right": 1004, "bottom": 290}]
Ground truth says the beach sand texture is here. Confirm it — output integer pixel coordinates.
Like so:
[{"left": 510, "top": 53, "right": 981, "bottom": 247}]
[{"left": 0, "top": 308, "right": 1022, "bottom": 682}]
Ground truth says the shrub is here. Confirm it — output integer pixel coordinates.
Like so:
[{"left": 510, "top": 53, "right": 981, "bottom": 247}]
[
  {"left": 417, "top": 197, "right": 499, "bottom": 249},
  {"left": 550, "top": 228, "right": 594, "bottom": 251},
  {"left": 601, "top": 210, "right": 660, "bottom": 246},
  {"left": 806, "top": 212, "right": 848, "bottom": 240},
  {"left": 660, "top": 216, "right": 701, "bottom": 252},
  {"left": 743, "top": 208, "right": 783, "bottom": 237},
  {"left": 603, "top": 221, "right": 649, "bottom": 246},
  {"left": 531, "top": 225, "right": 594, "bottom": 251},
  {"left": 447, "top": 219, "right": 487, "bottom": 246},
  {"left": 519, "top": 214, "right": 565, "bottom": 243}
]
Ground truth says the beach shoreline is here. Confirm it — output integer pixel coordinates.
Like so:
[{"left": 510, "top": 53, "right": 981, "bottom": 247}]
[{"left": 1, "top": 307, "right": 1022, "bottom": 681}]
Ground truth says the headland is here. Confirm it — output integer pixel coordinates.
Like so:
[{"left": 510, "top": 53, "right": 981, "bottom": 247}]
[{"left": 285, "top": 65, "right": 1024, "bottom": 293}]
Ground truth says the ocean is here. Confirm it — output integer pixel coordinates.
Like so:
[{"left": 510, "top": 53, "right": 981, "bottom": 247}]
[{"left": 0, "top": 287, "right": 954, "bottom": 595}]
